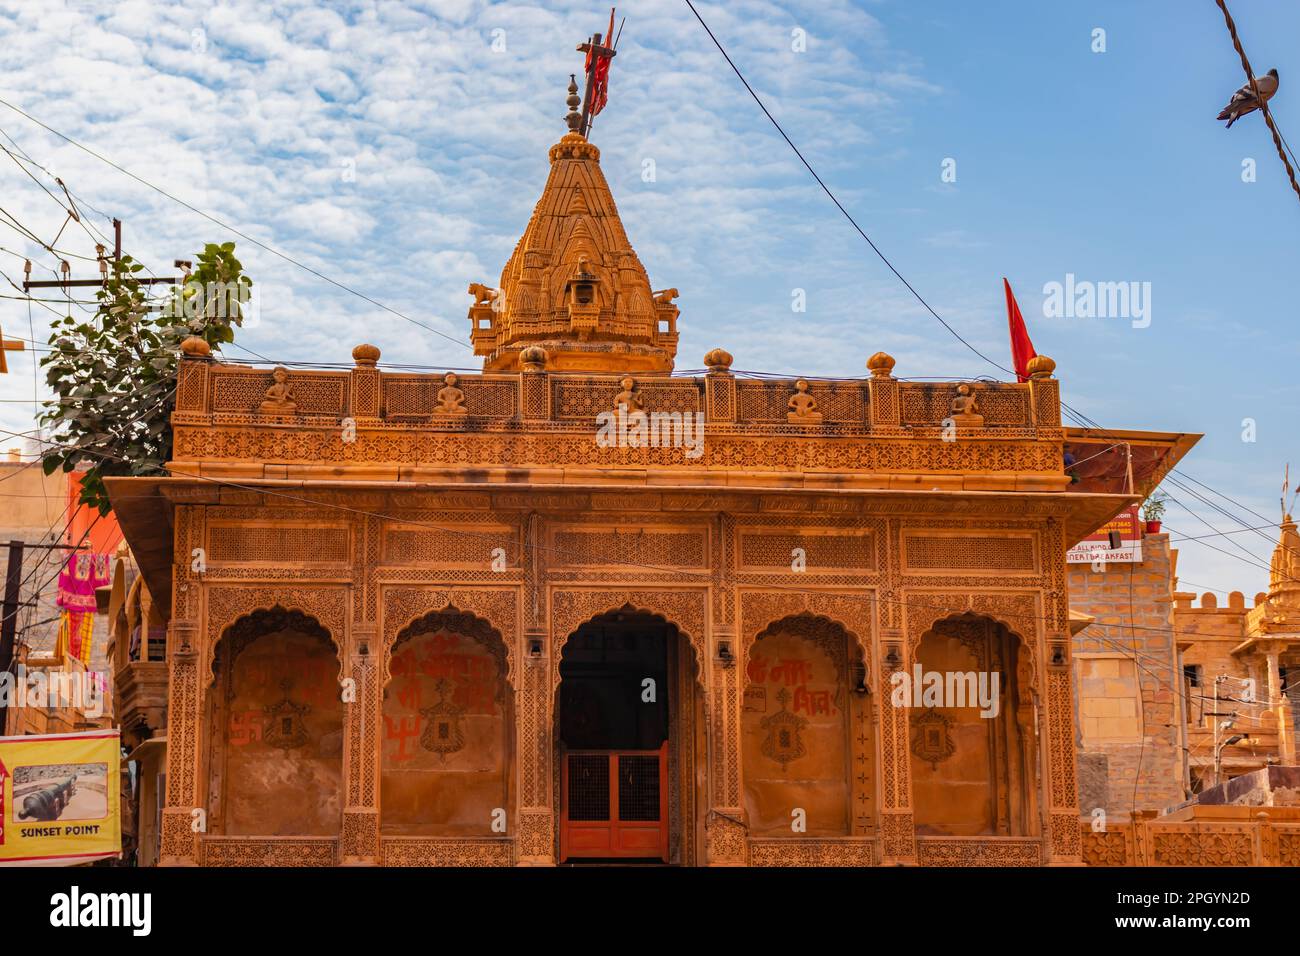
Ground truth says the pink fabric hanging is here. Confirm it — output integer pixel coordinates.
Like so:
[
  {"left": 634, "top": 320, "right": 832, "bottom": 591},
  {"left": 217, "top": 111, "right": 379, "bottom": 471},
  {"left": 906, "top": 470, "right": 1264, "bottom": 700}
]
[{"left": 56, "top": 551, "right": 111, "bottom": 612}]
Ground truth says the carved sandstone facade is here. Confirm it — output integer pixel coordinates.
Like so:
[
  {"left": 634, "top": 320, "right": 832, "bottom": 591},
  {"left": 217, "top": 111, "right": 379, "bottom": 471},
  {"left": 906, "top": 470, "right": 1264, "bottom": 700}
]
[{"left": 108, "top": 126, "right": 1201, "bottom": 867}]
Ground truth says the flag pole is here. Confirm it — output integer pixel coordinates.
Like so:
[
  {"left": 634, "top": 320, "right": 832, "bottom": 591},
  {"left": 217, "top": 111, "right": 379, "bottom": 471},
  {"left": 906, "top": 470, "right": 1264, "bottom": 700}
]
[{"left": 578, "top": 31, "right": 602, "bottom": 137}]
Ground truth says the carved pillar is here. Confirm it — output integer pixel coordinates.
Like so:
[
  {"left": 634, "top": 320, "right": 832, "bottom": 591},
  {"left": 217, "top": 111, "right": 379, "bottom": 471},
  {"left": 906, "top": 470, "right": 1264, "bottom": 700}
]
[
  {"left": 1267, "top": 650, "right": 1295, "bottom": 766},
  {"left": 706, "top": 628, "right": 745, "bottom": 865},
  {"left": 1027, "top": 355, "right": 1061, "bottom": 428},
  {"left": 866, "top": 352, "right": 901, "bottom": 434},
  {"left": 175, "top": 346, "right": 211, "bottom": 413},
  {"left": 517, "top": 512, "right": 554, "bottom": 864},
  {"left": 341, "top": 626, "right": 380, "bottom": 865},
  {"left": 160, "top": 504, "right": 203, "bottom": 866},
  {"left": 877, "top": 627, "right": 916, "bottom": 864},
  {"left": 705, "top": 513, "right": 745, "bottom": 865},
  {"left": 342, "top": 515, "right": 380, "bottom": 864},
  {"left": 516, "top": 629, "right": 554, "bottom": 865},
  {"left": 159, "top": 634, "right": 201, "bottom": 866},
  {"left": 703, "top": 349, "right": 736, "bottom": 423},
  {"left": 876, "top": 518, "right": 914, "bottom": 864},
  {"left": 520, "top": 350, "right": 550, "bottom": 421},
  {"left": 347, "top": 344, "right": 382, "bottom": 423},
  {"left": 1042, "top": 515, "right": 1081, "bottom": 864},
  {"left": 1043, "top": 632, "right": 1082, "bottom": 864}
]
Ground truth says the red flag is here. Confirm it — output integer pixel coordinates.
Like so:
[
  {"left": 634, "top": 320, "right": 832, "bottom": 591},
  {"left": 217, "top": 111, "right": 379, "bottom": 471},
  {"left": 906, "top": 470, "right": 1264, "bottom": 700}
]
[
  {"left": 1004, "top": 277, "right": 1036, "bottom": 383},
  {"left": 586, "top": 8, "right": 616, "bottom": 117}
]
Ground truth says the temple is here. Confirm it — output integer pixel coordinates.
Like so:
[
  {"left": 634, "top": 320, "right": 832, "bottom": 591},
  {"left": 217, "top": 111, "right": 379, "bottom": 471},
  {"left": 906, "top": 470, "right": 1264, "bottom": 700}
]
[{"left": 105, "top": 92, "right": 1238, "bottom": 868}]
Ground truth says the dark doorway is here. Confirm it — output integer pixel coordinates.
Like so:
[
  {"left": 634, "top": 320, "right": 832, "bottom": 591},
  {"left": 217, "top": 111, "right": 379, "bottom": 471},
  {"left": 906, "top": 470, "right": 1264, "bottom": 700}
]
[{"left": 559, "top": 612, "right": 672, "bottom": 862}]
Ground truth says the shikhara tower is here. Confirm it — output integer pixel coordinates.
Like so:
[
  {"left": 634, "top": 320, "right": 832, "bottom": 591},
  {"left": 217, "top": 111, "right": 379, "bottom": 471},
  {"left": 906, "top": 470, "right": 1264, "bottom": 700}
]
[{"left": 468, "top": 101, "right": 679, "bottom": 374}]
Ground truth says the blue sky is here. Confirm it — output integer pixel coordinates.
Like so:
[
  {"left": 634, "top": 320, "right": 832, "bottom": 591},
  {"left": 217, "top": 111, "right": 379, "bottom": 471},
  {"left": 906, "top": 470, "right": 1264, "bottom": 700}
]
[{"left": 0, "top": 0, "right": 1295, "bottom": 597}]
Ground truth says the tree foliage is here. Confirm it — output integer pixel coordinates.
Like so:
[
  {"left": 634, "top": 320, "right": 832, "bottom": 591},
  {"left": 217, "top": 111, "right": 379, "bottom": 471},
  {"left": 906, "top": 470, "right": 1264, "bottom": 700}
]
[{"left": 39, "top": 242, "right": 250, "bottom": 513}]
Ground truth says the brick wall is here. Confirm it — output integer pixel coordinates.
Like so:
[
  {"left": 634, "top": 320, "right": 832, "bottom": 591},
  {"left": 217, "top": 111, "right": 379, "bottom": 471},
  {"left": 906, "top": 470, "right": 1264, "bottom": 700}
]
[{"left": 1069, "top": 533, "right": 1186, "bottom": 818}]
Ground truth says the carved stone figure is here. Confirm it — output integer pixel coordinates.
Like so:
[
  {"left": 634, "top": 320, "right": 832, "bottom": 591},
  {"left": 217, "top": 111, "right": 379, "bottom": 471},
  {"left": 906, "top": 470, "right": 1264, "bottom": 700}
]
[
  {"left": 434, "top": 372, "right": 468, "bottom": 416},
  {"left": 613, "top": 375, "right": 646, "bottom": 421},
  {"left": 258, "top": 367, "right": 296, "bottom": 416},
  {"left": 787, "top": 379, "right": 823, "bottom": 424},
  {"left": 950, "top": 383, "right": 983, "bottom": 427},
  {"left": 467, "top": 282, "right": 498, "bottom": 308},
  {"left": 653, "top": 288, "right": 679, "bottom": 307}
]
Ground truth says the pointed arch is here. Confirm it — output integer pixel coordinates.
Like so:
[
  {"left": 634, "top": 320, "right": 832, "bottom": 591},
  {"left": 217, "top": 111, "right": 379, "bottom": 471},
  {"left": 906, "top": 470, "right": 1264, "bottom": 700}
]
[
  {"left": 381, "top": 587, "right": 518, "bottom": 690},
  {"left": 904, "top": 592, "right": 1039, "bottom": 698},
  {"left": 739, "top": 590, "right": 874, "bottom": 685},
  {"left": 549, "top": 589, "right": 708, "bottom": 692},
  {"left": 205, "top": 589, "right": 347, "bottom": 689}
]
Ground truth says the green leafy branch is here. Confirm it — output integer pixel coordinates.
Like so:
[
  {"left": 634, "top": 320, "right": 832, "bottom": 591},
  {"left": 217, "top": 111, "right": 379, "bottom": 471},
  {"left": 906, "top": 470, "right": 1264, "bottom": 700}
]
[{"left": 38, "top": 242, "right": 251, "bottom": 514}]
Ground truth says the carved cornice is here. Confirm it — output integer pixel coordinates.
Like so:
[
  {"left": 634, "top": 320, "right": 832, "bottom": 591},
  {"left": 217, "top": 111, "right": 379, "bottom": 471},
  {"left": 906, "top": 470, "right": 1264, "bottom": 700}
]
[{"left": 171, "top": 425, "right": 1064, "bottom": 478}]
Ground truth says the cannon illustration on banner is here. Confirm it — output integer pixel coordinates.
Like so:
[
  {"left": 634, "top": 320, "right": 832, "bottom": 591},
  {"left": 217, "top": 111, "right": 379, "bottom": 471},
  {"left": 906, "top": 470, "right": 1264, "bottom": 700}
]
[{"left": 17, "top": 775, "right": 78, "bottom": 822}]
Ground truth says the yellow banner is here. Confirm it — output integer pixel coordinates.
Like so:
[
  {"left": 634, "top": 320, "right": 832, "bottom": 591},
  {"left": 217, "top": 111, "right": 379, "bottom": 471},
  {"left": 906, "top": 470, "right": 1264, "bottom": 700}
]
[{"left": 0, "top": 729, "right": 120, "bottom": 865}]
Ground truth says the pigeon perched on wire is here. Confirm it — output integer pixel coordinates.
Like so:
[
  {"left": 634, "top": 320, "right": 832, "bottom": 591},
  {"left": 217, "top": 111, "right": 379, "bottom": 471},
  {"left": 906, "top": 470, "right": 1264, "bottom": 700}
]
[{"left": 1218, "top": 68, "right": 1279, "bottom": 128}]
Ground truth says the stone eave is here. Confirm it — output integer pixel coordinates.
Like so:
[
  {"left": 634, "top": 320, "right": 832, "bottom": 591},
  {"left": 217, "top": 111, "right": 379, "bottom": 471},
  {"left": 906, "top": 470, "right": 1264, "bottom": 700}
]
[
  {"left": 1230, "top": 632, "right": 1300, "bottom": 657},
  {"left": 1064, "top": 427, "right": 1201, "bottom": 499}
]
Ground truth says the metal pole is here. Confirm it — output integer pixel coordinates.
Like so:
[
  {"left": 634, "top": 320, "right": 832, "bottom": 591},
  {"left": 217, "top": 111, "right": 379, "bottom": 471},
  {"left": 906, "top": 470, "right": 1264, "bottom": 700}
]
[
  {"left": 1213, "top": 676, "right": 1222, "bottom": 785},
  {"left": 0, "top": 540, "right": 24, "bottom": 735},
  {"left": 579, "top": 33, "right": 602, "bottom": 137}
]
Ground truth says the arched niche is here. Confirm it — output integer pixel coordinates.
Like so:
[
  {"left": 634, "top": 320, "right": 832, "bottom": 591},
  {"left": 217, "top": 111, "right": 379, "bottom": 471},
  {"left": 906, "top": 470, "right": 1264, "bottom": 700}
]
[
  {"left": 742, "top": 613, "right": 872, "bottom": 837},
  {"left": 206, "top": 607, "right": 345, "bottom": 837},
  {"left": 552, "top": 604, "right": 704, "bottom": 866},
  {"left": 380, "top": 609, "right": 513, "bottom": 836},
  {"left": 908, "top": 611, "right": 1037, "bottom": 837}
]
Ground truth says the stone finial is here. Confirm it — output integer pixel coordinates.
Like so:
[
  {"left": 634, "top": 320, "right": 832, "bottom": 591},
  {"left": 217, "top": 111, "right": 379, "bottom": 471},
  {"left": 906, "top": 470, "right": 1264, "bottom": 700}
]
[
  {"left": 1027, "top": 354, "right": 1056, "bottom": 380},
  {"left": 520, "top": 345, "right": 548, "bottom": 371},
  {"left": 352, "top": 343, "right": 381, "bottom": 367},
  {"left": 565, "top": 73, "right": 582, "bottom": 133},
  {"left": 703, "top": 348, "right": 733, "bottom": 373},
  {"left": 866, "top": 351, "right": 895, "bottom": 378},
  {"left": 180, "top": 336, "right": 211, "bottom": 359}
]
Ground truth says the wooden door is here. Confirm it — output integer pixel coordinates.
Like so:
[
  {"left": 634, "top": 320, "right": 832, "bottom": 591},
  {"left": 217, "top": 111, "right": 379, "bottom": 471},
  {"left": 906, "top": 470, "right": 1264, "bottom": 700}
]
[{"left": 560, "top": 743, "right": 668, "bottom": 861}]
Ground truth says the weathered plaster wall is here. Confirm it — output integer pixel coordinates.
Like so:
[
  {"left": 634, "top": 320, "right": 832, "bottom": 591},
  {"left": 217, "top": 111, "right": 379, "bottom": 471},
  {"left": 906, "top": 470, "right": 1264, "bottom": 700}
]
[
  {"left": 380, "top": 628, "right": 509, "bottom": 835},
  {"left": 222, "top": 630, "right": 344, "bottom": 835},
  {"left": 742, "top": 627, "right": 852, "bottom": 836}
]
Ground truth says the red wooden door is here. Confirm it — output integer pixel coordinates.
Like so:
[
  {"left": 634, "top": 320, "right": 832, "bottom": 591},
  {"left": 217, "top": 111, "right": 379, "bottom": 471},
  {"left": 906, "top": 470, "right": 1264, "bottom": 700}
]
[{"left": 560, "top": 743, "right": 669, "bottom": 862}]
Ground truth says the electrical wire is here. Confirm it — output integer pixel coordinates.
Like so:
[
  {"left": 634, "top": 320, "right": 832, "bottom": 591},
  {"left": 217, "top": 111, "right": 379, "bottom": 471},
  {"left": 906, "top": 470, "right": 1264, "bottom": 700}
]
[{"left": 0, "top": 97, "right": 474, "bottom": 356}]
